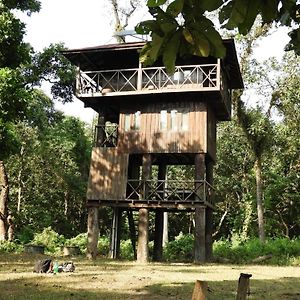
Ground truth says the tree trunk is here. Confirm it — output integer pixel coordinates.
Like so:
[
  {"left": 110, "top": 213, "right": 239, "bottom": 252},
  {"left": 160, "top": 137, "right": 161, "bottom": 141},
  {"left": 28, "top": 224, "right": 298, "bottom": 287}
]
[
  {"left": 0, "top": 161, "right": 9, "bottom": 241},
  {"left": 17, "top": 144, "right": 24, "bottom": 213},
  {"left": 255, "top": 157, "right": 265, "bottom": 243}
]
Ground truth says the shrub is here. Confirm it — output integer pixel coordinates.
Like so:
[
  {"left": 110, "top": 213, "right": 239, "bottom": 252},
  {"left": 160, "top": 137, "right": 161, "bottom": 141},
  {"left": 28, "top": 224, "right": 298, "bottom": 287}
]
[
  {"left": 97, "top": 236, "right": 110, "bottom": 256},
  {"left": 164, "top": 233, "right": 194, "bottom": 262},
  {"left": 65, "top": 233, "right": 87, "bottom": 253},
  {"left": 120, "top": 239, "right": 134, "bottom": 260},
  {"left": 213, "top": 237, "right": 300, "bottom": 265},
  {"left": 0, "top": 241, "right": 23, "bottom": 253},
  {"left": 31, "top": 227, "right": 65, "bottom": 254}
]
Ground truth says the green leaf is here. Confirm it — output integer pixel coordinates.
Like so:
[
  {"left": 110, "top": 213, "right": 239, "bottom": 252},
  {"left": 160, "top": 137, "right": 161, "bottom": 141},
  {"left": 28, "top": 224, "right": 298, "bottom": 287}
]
[
  {"left": 194, "top": 33, "right": 210, "bottom": 57},
  {"left": 135, "top": 20, "right": 163, "bottom": 36},
  {"left": 149, "top": 33, "right": 164, "bottom": 61},
  {"left": 147, "top": 0, "right": 168, "bottom": 7},
  {"left": 163, "top": 30, "right": 181, "bottom": 74},
  {"left": 182, "top": 28, "right": 194, "bottom": 45},
  {"left": 199, "top": 0, "right": 224, "bottom": 12},
  {"left": 219, "top": 1, "right": 234, "bottom": 24},
  {"left": 166, "top": 0, "right": 184, "bottom": 17},
  {"left": 260, "top": 0, "right": 280, "bottom": 23}
]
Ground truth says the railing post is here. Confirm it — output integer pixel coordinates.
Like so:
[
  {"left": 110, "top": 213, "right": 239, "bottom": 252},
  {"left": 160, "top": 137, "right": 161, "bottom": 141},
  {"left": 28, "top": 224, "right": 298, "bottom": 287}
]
[
  {"left": 76, "top": 66, "right": 81, "bottom": 95},
  {"left": 137, "top": 61, "right": 142, "bottom": 91},
  {"left": 216, "top": 59, "right": 221, "bottom": 89}
]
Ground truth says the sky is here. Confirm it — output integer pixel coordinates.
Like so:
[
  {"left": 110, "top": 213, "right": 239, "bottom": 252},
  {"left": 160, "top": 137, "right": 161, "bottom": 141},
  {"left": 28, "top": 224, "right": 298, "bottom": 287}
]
[{"left": 17, "top": 0, "right": 290, "bottom": 124}]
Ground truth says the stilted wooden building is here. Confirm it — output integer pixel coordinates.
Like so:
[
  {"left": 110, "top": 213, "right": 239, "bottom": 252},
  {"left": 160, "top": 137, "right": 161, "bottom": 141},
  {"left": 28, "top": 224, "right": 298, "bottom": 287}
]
[{"left": 63, "top": 40, "right": 243, "bottom": 262}]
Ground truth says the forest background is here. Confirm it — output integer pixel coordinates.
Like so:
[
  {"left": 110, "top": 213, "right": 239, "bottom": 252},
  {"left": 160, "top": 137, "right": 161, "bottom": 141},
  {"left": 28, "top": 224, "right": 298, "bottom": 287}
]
[{"left": 0, "top": 0, "right": 299, "bottom": 263}]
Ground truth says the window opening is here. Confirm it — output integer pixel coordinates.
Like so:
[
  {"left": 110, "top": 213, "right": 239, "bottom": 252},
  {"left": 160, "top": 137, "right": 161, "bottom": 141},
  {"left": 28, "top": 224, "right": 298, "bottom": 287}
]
[
  {"left": 160, "top": 110, "right": 168, "bottom": 130},
  {"left": 133, "top": 111, "right": 141, "bottom": 130},
  {"left": 170, "top": 110, "right": 178, "bottom": 131},
  {"left": 124, "top": 114, "right": 131, "bottom": 131}
]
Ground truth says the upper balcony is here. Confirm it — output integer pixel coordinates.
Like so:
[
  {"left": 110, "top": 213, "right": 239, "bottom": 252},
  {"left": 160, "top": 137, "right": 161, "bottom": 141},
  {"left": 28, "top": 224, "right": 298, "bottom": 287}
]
[{"left": 63, "top": 40, "right": 243, "bottom": 119}]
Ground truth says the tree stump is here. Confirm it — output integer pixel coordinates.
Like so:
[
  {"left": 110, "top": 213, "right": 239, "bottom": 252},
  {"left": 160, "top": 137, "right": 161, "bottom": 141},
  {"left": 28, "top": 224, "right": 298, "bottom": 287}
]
[
  {"left": 236, "top": 273, "right": 252, "bottom": 300},
  {"left": 192, "top": 280, "right": 208, "bottom": 300}
]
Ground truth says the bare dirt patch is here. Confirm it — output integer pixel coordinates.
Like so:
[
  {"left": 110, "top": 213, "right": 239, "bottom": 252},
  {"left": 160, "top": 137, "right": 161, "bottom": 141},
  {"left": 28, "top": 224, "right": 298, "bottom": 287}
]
[{"left": 0, "top": 254, "right": 299, "bottom": 299}]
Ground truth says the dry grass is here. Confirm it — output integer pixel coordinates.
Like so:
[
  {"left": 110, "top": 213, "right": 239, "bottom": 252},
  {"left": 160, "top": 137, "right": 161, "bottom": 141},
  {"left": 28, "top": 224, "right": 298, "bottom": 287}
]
[{"left": 0, "top": 253, "right": 299, "bottom": 299}]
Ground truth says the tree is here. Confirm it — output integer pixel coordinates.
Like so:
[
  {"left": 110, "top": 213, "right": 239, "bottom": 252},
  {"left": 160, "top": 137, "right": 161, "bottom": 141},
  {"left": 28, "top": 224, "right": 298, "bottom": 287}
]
[
  {"left": 108, "top": 0, "right": 145, "bottom": 43},
  {"left": 0, "top": 0, "right": 41, "bottom": 240},
  {"left": 136, "top": 0, "right": 300, "bottom": 72}
]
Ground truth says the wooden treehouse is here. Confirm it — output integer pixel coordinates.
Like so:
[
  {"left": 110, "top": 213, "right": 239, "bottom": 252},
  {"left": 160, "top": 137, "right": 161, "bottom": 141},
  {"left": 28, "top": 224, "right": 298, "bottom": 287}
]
[{"left": 63, "top": 40, "right": 243, "bottom": 262}]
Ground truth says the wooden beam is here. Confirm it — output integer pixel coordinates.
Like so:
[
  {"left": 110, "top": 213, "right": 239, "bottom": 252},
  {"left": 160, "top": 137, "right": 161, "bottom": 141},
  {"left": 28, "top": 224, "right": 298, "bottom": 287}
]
[{"left": 87, "top": 206, "right": 99, "bottom": 260}]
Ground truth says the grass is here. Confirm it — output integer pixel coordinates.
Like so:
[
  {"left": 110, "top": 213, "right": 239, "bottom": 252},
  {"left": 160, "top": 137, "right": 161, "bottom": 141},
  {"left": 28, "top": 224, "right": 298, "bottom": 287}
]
[{"left": 0, "top": 253, "right": 299, "bottom": 299}]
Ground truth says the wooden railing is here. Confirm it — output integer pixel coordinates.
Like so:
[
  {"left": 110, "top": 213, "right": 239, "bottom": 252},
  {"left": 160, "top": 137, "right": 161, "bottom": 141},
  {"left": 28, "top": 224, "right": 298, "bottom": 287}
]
[
  {"left": 76, "top": 63, "right": 222, "bottom": 96},
  {"left": 94, "top": 124, "right": 118, "bottom": 147},
  {"left": 126, "top": 179, "right": 214, "bottom": 204}
]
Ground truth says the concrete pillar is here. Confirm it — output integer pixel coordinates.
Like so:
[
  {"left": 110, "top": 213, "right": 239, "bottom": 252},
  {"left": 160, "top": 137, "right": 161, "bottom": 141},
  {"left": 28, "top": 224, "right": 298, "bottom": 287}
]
[{"left": 137, "top": 154, "right": 152, "bottom": 263}]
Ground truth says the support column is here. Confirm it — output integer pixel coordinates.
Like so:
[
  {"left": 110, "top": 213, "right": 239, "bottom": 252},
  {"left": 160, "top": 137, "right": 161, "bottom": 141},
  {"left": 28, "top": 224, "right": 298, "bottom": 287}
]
[
  {"left": 109, "top": 207, "right": 122, "bottom": 259},
  {"left": 127, "top": 210, "right": 137, "bottom": 259},
  {"left": 205, "top": 159, "right": 214, "bottom": 261},
  {"left": 153, "top": 163, "right": 167, "bottom": 261},
  {"left": 95, "top": 109, "right": 106, "bottom": 147},
  {"left": 87, "top": 206, "right": 99, "bottom": 260},
  {"left": 194, "top": 207, "right": 206, "bottom": 263},
  {"left": 153, "top": 209, "right": 164, "bottom": 261},
  {"left": 137, "top": 154, "right": 152, "bottom": 263},
  {"left": 194, "top": 153, "right": 206, "bottom": 263}
]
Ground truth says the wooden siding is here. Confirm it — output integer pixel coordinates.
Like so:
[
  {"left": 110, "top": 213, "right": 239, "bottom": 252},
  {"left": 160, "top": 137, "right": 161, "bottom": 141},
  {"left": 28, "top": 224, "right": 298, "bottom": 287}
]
[
  {"left": 118, "top": 101, "right": 208, "bottom": 154},
  {"left": 87, "top": 148, "right": 128, "bottom": 200}
]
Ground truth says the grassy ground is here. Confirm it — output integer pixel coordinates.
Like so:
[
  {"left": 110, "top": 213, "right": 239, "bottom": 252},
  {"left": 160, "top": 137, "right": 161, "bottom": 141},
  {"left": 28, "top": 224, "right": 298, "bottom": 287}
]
[{"left": 0, "top": 253, "right": 299, "bottom": 299}]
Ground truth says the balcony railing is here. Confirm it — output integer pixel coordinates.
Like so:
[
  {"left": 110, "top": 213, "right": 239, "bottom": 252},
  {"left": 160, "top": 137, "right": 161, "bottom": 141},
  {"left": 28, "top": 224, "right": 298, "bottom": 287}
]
[
  {"left": 76, "top": 63, "right": 222, "bottom": 96},
  {"left": 126, "top": 179, "right": 214, "bottom": 204},
  {"left": 94, "top": 124, "right": 118, "bottom": 147}
]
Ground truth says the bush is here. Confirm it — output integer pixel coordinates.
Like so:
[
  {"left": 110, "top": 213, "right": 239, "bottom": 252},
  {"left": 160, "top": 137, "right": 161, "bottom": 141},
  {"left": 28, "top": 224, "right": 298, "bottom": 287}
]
[
  {"left": 164, "top": 233, "right": 194, "bottom": 262},
  {"left": 120, "top": 239, "right": 134, "bottom": 260},
  {"left": 98, "top": 236, "right": 110, "bottom": 256},
  {"left": 213, "top": 237, "right": 300, "bottom": 265},
  {"left": 65, "top": 233, "right": 87, "bottom": 253},
  {"left": 0, "top": 241, "right": 23, "bottom": 253},
  {"left": 31, "top": 227, "right": 65, "bottom": 254}
]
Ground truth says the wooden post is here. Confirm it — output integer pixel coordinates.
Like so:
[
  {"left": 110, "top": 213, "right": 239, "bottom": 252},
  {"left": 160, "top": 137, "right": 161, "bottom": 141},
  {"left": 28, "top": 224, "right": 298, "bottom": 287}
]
[
  {"left": 127, "top": 210, "right": 137, "bottom": 259},
  {"left": 153, "top": 163, "right": 166, "bottom": 261},
  {"left": 87, "top": 206, "right": 99, "bottom": 260},
  {"left": 137, "top": 154, "right": 151, "bottom": 263},
  {"left": 205, "top": 159, "right": 214, "bottom": 261},
  {"left": 137, "top": 61, "right": 142, "bottom": 91},
  {"left": 192, "top": 280, "right": 208, "bottom": 300},
  {"left": 109, "top": 207, "right": 122, "bottom": 259},
  {"left": 194, "top": 207, "right": 206, "bottom": 263},
  {"left": 153, "top": 208, "right": 164, "bottom": 261},
  {"left": 236, "top": 273, "right": 252, "bottom": 300},
  {"left": 95, "top": 109, "right": 106, "bottom": 147},
  {"left": 194, "top": 154, "right": 206, "bottom": 263}
]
